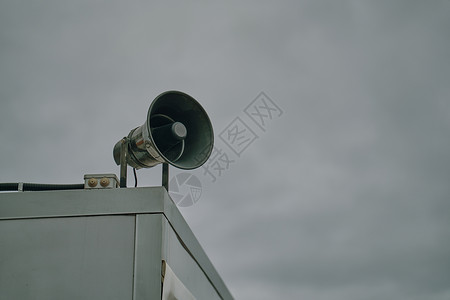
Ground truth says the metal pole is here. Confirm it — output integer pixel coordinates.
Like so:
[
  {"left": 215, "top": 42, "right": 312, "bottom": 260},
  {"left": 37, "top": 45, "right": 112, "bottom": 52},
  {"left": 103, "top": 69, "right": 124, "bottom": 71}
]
[
  {"left": 162, "top": 163, "right": 169, "bottom": 191},
  {"left": 120, "top": 138, "right": 128, "bottom": 188}
]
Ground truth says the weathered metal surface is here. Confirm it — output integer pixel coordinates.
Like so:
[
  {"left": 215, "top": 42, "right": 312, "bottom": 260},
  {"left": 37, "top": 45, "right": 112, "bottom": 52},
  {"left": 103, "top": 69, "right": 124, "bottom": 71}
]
[{"left": 0, "top": 215, "right": 135, "bottom": 300}]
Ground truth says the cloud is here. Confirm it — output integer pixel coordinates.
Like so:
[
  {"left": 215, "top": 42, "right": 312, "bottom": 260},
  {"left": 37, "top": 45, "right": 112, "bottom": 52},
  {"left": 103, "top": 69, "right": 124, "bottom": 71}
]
[{"left": 1, "top": 1, "right": 450, "bottom": 300}]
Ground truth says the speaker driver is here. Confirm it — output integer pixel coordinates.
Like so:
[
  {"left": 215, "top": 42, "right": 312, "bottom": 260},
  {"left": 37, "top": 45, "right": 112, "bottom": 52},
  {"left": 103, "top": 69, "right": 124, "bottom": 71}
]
[{"left": 150, "top": 114, "right": 186, "bottom": 163}]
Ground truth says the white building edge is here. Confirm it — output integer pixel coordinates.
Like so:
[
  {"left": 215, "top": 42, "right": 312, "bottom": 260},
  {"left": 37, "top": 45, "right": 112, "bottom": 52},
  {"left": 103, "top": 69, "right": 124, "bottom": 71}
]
[{"left": 0, "top": 187, "right": 234, "bottom": 300}]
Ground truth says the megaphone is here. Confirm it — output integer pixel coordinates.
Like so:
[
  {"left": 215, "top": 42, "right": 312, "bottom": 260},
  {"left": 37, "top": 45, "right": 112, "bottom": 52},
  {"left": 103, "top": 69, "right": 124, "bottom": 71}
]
[{"left": 113, "top": 91, "right": 214, "bottom": 172}]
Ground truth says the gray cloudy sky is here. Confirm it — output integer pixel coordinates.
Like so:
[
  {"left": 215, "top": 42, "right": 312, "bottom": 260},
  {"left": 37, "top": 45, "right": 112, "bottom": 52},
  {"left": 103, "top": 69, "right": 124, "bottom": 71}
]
[{"left": 1, "top": 1, "right": 450, "bottom": 299}]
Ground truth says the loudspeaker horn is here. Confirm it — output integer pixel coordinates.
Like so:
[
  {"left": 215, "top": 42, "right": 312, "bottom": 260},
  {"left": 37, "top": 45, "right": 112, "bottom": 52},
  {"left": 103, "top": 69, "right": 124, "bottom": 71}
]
[{"left": 113, "top": 91, "right": 214, "bottom": 170}]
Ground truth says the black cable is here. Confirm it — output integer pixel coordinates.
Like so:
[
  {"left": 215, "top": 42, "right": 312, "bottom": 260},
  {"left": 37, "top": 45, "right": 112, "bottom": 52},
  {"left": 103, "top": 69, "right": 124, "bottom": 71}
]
[
  {"left": 0, "top": 182, "right": 84, "bottom": 192},
  {"left": 0, "top": 183, "right": 19, "bottom": 191},
  {"left": 133, "top": 168, "right": 138, "bottom": 187}
]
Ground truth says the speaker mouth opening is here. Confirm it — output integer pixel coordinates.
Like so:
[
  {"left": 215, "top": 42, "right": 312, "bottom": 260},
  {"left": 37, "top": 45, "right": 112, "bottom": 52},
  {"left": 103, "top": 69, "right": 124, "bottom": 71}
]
[{"left": 146, "top": 91, "right": 214, "bottom": 170}]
